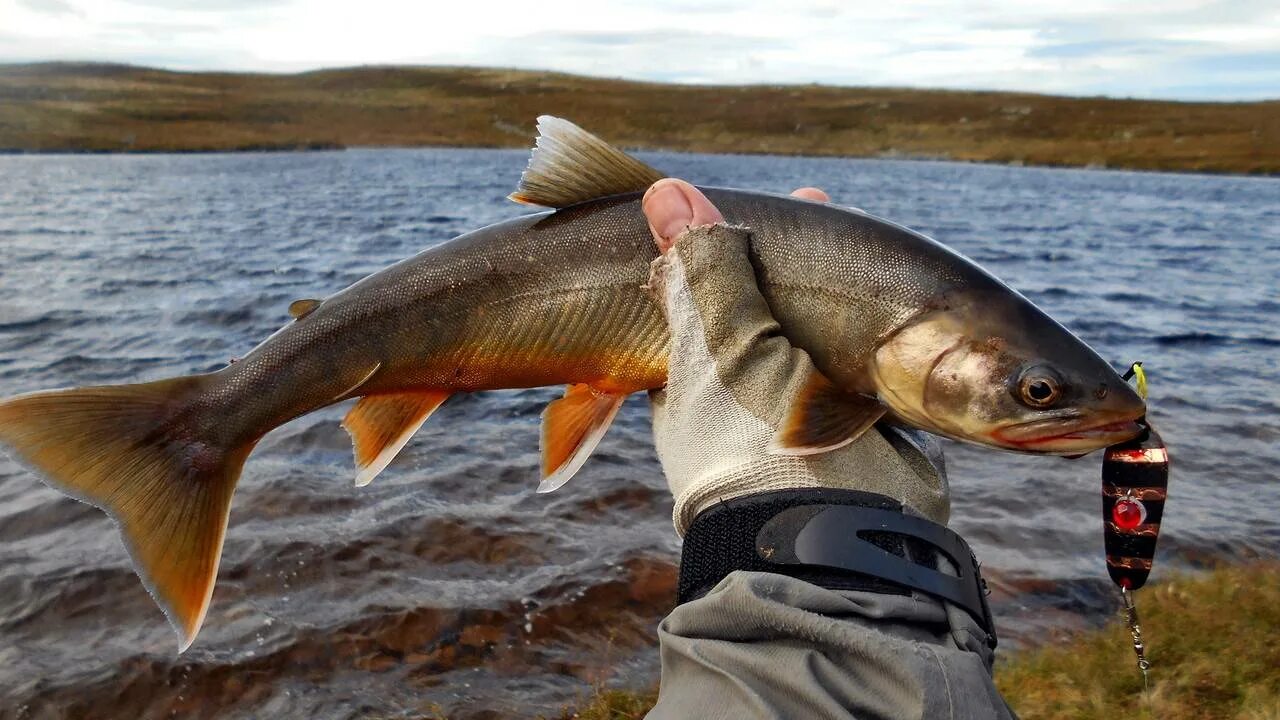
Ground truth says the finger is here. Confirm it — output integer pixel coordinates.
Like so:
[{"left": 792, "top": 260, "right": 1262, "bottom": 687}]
[
  {"left": 642, "top": 179, "right": 724, "bottom": 254},
  {"left": 790, "top": 187, "right": 830, "bottom": 203}
]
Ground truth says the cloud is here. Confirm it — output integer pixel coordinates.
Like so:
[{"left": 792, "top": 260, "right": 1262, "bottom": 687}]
[
  {"left": 512, "top": 29, "right": 785, "bottom": 51},
  {"left": 1028, "top": 39, "right": 1206, "bottom": 59},
  {"left": 468, "top": 29, "right": 794, "bottom": 84},
  {"left": 16, "top": 0, "right": 79, "bottom": 15},
  {"left": 117, "top": 0, "right": 290, "bottom": 10},
  {"left": 1158, "top": 50, "right": 1280, "bottom": 98},
  {"left": 0, "top": 0, "right": 1275, "bottom": 100}
]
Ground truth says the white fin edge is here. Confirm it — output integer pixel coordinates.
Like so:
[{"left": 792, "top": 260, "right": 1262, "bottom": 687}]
[
  {"left": 767, "top": 433, "right": 861, "bottom": 457},
  {"left": 351, "top": 411, "right": 435, "bottom": 488}
]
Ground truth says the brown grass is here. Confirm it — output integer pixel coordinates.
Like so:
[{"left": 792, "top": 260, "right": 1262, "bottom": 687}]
[
  {"left": 996, "top": 562, "right": 1280, "bottom": 719},
  {"left": 566, "top": 563, "right": 1280, "bottom": 720},
  {"left": 1, "top": 62, "right": 1276, "bottom": 174}
]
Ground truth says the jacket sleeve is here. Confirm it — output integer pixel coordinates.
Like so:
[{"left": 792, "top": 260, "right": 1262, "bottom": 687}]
[{"left": 645, "top": 570, "right": 1018, "bottom": 720}]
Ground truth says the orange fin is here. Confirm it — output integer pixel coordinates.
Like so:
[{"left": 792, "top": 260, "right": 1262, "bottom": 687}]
[
  {"left": 771, "top": 373, "right": 885, "bottom": 455},
  {"left": 537, "top": 384, "right": 626, "bottom": 493},
  {"left": 342, "top": 390, "right": 450, "bottom": 487},
  {"left": 0, "top": 374, "right": 254, "bottom": 652}
]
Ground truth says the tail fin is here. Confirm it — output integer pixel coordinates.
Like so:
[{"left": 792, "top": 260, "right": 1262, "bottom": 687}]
[{"left": 0, "top": 375, "right": 254, "bottom": 652}]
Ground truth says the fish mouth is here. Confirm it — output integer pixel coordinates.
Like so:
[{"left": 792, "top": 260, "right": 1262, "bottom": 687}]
[{"left": 991, "top": 414, "right": 1144, "bottom": 454}]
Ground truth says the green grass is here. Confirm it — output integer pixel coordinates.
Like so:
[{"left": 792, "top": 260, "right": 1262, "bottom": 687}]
[
  {"left": 1, "top": 62, "right": 1277, "bottom": 174},
  {"left": 564, "top": 563, "right": 1280, "bottom": 720}
]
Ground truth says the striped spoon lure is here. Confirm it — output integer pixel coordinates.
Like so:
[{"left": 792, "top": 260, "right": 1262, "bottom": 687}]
[{"left": 1101, "top": 362, "right": 1169, "bottom": 687}]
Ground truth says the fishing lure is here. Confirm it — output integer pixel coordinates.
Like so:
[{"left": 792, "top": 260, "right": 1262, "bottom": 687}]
[{"left": 1101, "top": 362, "right": 1169, "bottom": 687}]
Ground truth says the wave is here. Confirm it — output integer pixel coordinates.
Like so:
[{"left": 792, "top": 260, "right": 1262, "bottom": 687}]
[
  {"left": 1154, "top": 332, "right": 1280, "bottom": 348},
  {"left": 1102, "top": 291, "right": 1162, "bottom": 305},
  {"left": 0, "top": 315, "right": 86, "bottom": 333},
  {"left": 972, "top": 250, "right": 1076, "bottom": 263},
  {"left": 177, "top": 307, "right": 256, "bottom": 327}
]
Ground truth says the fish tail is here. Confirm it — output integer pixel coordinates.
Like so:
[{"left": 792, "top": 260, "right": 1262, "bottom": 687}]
[{"left": 0, "top": 374, "right": 256, "bottom": 652}]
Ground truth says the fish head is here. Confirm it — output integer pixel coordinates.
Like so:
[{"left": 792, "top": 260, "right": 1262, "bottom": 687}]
[{"left": 870, "top": 293, "right": 1146, "bottom": 455}]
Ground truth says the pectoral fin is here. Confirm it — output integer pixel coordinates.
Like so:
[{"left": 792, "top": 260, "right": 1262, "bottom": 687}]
[
  {"left": 538, "top": 384, "right": 626, "bottom": 493},
  {"left": 342, "top": 391, "right": 450, "bottom": 487},
  {"left": 771, "top": 373, "right": 886, "bottom": 455}
]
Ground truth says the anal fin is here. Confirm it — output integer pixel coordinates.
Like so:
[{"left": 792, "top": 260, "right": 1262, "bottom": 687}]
[
  {"left": 538, "top": 384, "right": 626, "bottom": 493},
  {"left": 342, "top": 390, "right": 450, "bottom": 487},
  {"left": 771, "top": 373, "right": 886, "bottom": 456}
]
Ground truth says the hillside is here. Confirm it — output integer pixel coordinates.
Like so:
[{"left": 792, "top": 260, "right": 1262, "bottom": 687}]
[{"left": 0, "top": 62, "right": 1276, "bottom": 174}]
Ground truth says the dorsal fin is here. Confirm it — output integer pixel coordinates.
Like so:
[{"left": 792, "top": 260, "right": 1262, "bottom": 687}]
[
  {"left": 288, "top": 298, "right": 322, "bottom": 319},
  {"left": 509, "top": 116, "right": 666, "bottom": 208}
]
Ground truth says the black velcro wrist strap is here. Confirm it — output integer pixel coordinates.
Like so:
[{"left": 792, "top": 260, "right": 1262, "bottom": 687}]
[
  {"left": 679, "top": 489, "right": 911, "bottom": 601},
  {"left": 678, "top": 488, "right": 996, "bottom": 648}
]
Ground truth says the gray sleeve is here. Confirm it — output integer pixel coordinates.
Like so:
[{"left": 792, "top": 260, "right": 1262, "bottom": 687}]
[{"left": 646, "top": 571, "right": 1017, "bottom": 720}]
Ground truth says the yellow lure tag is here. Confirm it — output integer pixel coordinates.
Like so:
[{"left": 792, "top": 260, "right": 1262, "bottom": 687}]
[{"left": 1131, "top": 362, "right": 1147, "bottom": 400}]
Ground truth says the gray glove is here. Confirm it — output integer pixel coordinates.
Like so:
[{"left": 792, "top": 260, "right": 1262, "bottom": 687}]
[{"left": 643, "top": 181, "right": 951, "bottom": 534}]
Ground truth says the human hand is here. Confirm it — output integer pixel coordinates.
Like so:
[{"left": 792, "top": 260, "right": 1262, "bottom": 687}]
[{"left": 642, "top": 179, "right": 950, "bottom": 533}]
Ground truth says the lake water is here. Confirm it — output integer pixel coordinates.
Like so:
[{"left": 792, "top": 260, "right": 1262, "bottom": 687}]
[{"left": 0, "top": 148, "right": 1276, "bottom": 719}]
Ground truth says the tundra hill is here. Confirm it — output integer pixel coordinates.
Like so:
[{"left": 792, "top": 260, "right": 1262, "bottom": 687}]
[{"left": 1, "top": 62, "right": 1276, "bottom": 174}]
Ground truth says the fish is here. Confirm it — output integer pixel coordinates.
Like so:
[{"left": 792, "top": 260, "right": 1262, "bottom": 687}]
[{"left": 0, "top": 116, "right": 1146, "bottom": 650}]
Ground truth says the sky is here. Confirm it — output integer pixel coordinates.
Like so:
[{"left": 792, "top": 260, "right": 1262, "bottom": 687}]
[{"left": 1, "top": 0, "right": 1278, "bottom": 101}]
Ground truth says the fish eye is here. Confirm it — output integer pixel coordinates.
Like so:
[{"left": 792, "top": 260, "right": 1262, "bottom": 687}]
[{"left": 1015, "top": 366, "right": 1063, "bottom": 408}]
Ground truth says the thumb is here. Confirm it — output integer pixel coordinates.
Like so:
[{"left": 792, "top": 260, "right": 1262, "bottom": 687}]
[{"left": 642, "top": 179, "right": 724, "bottom": 253}]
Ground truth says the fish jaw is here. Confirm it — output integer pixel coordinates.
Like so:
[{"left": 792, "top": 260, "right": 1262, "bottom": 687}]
[{"left": 989, "top": 413, "right": 1145, "bottom": 454}]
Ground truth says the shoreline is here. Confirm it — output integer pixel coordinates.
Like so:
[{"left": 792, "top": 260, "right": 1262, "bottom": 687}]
[
  {"left": 0, "top": 142, "right": 345, "bottom": 155},
  {"left": 2, "top": 62, "right": 1276, "bottom": 175},
  {"left": 3, "top": 143, "right": 1275, "bottom": 180}
]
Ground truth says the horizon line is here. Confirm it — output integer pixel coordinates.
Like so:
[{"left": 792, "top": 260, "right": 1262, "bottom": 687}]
[{"left": 3, "top": 59, "right": 1276, "bottom": 106}]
